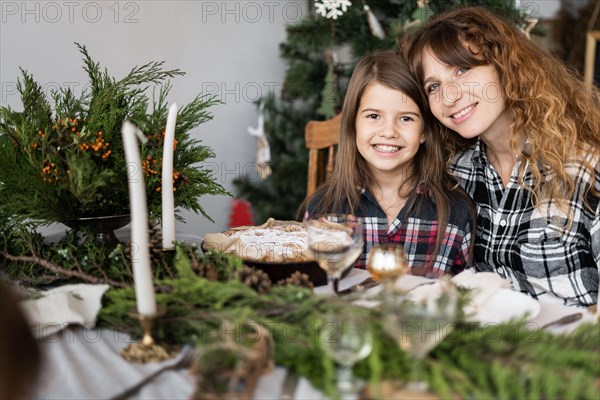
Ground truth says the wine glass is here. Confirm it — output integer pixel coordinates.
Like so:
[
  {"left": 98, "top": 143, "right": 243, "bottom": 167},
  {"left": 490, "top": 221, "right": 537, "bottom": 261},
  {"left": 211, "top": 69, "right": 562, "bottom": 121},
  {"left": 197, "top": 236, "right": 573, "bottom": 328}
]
[
  {"left": 366, "top": 243, "right": 408, "bottom": 303},
  {"left": 305, "top": 214, "right": 364, "bottom": 296},
  {"left": 383, "top": 279, "right": 458, "bottom": 392},
  {"left": 319, "top": 309, "right": 373, "bottom": 394}
]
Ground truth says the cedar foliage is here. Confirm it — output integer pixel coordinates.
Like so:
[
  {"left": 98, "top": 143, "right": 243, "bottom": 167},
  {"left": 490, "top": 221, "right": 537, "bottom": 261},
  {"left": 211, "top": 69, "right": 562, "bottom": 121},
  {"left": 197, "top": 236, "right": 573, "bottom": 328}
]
[
  {"left": 2, "top": 225, "right": 597, "bottom": 399},
  {"left": 96, "top": 243, "right": 600, "bottom": 399},
  {"left": 0, "top": 43, "right": 228, "bottom": 227}
]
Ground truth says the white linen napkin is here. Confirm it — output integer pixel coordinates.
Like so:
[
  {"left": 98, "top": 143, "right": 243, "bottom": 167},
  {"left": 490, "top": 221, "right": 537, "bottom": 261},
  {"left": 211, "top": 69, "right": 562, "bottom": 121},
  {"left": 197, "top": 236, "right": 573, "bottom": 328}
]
[
  {"left": 21, "top": 284, "right": 110, "bottom": 339},
  {"left": 402, "top": 270, "right": 541, "bottom": 324}
]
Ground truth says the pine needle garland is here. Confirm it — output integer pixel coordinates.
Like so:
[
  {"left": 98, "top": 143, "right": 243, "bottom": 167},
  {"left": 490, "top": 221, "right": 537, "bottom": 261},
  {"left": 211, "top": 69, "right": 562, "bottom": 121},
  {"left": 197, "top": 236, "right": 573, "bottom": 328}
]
[
  {"left": 95, "top": 243, "right": 599, "bottom": 399},
  {"left": 1, "top": 227, "right": 597, "bottom": 399}
]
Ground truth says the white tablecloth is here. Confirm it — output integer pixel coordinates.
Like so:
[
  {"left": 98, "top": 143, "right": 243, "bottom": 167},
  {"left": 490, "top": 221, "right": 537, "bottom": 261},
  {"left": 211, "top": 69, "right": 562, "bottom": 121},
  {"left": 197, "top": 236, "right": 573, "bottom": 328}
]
[{"left": 32, "top": 326, "right": 330, "bottom": 400}]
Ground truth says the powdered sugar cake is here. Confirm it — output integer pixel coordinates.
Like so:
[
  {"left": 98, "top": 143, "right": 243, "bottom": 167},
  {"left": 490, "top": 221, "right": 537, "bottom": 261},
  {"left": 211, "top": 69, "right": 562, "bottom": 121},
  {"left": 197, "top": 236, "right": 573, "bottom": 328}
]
[
  {"left": 202, "top": 218, "right": 354, "bottom": 285},
  {"left": 203, "top": 219, "right": 313, "bottom": 263}
]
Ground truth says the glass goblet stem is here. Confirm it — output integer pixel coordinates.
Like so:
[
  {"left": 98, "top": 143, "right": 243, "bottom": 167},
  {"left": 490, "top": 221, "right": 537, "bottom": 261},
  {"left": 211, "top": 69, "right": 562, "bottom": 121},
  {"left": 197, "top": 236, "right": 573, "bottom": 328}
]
[
  {"left": 383, "top": 280, "right": 395, "bottom": 305},
  {"left": 406, "top": 355, "right": 428, "bottom": 392},
  {"left": 327, "top": 275, "right": 340, "bottom": 296},
  {"left": 336, "top": 363, "right": 355, "bottom": 393}
]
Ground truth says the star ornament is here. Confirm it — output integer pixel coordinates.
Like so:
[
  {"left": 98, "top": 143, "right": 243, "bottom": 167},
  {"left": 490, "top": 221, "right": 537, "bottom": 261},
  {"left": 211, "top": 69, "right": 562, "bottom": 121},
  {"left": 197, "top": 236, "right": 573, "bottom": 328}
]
[{"left": 314, "top": 0, "right": 352, "bottom": 20}]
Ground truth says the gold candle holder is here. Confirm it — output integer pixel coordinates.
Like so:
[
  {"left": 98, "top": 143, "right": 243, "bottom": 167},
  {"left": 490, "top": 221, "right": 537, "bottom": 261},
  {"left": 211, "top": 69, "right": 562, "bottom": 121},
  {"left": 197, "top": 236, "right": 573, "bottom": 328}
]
[
  {"left": 367, "top": 244, "right": 408, "bottom": 281},
  {"left": 366, "top": 244, "right": 408, "bottom": 303},
  {"left": 121, "top": 306, "right": 178, "bottom": 364}
]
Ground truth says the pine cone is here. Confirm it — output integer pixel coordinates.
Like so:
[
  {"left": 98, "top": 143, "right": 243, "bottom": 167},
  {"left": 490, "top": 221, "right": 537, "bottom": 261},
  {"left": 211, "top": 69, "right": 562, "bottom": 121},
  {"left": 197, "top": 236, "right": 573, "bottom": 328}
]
[
  {"left": 122, "top": 242, "right": 132, "bottom": 266},
  {"left": 121, "top": 222, "right": 163, "bottom": 268},
  {"left": 192, "top": 261, "right": 219, "bottom": 281},
  {"left": 276, "top": 271, "right": 314, "bottom": 290},
  {"left": 236, "top": 266, "right": 272, "bottom": 294},
  {"left": 148, "top": 222, "right": 164, "bottom": 266}
]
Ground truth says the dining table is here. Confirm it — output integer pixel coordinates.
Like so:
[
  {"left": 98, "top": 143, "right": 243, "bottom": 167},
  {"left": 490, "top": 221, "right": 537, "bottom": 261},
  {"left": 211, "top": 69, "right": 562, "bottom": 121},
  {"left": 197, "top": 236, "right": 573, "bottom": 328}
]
[{"left": 24, "top": 266, "right": 597, "bottom": 400}]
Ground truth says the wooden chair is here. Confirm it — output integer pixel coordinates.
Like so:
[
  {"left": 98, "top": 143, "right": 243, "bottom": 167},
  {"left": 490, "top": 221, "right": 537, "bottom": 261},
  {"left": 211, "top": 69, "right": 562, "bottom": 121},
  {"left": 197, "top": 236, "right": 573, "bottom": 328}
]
[{"left": 304, "top": 114, "right": 342, "bottom": 197}]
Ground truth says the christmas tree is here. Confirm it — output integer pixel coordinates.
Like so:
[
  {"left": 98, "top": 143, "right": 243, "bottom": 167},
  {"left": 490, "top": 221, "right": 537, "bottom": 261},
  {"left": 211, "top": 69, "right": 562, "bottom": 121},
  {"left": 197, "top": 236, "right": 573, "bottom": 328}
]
[
  {"left": 234, "top": 0, "right": 522, "bottom": 223},
  {"left": 552, "top": 0, "right": 600, "bottom": 77}
]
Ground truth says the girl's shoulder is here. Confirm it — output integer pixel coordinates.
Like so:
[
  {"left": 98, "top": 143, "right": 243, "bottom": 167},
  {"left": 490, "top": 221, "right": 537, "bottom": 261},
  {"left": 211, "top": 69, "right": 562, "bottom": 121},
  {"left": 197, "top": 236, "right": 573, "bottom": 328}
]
[
  {"left": 419, "top": 181, "right": 475, "bottom": 227},
  {"left": 445, "top": 185, "right": 476, "bottom": 226},
  {"left": 305, "top": 183, "right": 354, "bottom": 216}
]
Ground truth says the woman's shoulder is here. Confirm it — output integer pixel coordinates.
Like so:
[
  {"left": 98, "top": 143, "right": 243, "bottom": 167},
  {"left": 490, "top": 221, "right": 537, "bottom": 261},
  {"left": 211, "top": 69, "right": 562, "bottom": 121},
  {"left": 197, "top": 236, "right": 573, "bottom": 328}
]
[
  {"left": 566, "top": 147, "right": 600, "bottom": 191},
  {"left": 448, "top": 141, "right": 481, "bottom": 175}
]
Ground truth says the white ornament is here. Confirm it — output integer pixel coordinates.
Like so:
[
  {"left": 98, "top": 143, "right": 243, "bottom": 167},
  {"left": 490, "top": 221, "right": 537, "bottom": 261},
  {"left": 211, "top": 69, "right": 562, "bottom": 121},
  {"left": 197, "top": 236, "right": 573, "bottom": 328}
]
[
  {"left": 364, "top": 4, "right": 385, "bottom": 39},
  {"left": 521, "top": 18, "right": 538, "bottom": 39},
  {"left": 315, "top": 0, "right": 352, "bottom": 20},
  {"left": 247, "top": 101, "right": 271, "bottom": 179}
]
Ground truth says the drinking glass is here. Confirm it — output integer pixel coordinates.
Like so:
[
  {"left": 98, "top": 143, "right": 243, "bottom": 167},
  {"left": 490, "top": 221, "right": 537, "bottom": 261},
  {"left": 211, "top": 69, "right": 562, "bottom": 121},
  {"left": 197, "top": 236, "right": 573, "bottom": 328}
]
[
  {"left": 366, "top": 243, "right": 408, "bottom": 303},
  {"left": 305, "top": 214, "right": 364, "bottom": 295},
  {"left": 320, "top": 309, "right": 373, "bottom": 394},
  {"left": 383, "top": 280, "right": 458, "bottom": 392}
]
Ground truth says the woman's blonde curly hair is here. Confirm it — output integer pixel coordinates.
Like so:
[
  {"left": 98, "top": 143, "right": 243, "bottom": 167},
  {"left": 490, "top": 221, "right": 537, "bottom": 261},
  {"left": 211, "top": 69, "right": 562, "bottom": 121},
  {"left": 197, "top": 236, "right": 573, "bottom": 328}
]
[{"left": 403, "top": 6, "right": 600, "bottom": 217}]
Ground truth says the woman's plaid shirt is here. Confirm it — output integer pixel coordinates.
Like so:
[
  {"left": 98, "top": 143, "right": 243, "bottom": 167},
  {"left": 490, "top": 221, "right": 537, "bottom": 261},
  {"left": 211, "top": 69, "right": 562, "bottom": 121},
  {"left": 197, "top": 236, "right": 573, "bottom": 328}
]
[
  {"left": 353, "top": 187, "right": 474, "bottom": 277},
  {"left": 450, "top": 140, "right": 600, "bottom": 307}
]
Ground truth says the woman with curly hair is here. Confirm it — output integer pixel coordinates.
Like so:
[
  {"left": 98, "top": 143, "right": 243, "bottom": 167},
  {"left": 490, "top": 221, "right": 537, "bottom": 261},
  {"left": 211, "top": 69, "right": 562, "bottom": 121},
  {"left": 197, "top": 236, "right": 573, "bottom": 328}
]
[{"left": 403, "top": 6, "right": 600, "bottom": 307}]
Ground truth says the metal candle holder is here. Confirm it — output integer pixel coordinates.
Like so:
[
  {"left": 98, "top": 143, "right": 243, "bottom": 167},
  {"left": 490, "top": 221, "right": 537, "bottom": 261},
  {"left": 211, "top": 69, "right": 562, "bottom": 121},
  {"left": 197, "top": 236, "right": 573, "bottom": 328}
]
[
  {"left": 366, "top": 244, "right": 409, "bottom": 303},
  {"left": 121, "top": 306, "right": 177, "bottom": 364}
]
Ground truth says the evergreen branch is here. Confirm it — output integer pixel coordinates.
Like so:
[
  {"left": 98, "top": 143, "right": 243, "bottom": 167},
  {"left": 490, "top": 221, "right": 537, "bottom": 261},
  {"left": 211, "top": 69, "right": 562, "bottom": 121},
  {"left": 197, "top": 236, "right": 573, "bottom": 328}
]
[
  {"left": 0, "top": 251, "right": 127, "bottom": 288},
  {"left": 0, "top": 43, "right": 223, "bottom": 225}
]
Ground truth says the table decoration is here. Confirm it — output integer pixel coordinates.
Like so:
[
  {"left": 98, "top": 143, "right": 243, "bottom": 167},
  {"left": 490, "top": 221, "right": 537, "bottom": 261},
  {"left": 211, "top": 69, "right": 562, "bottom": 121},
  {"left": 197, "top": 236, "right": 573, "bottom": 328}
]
[
  {"left": 366, "top": 243, "right": 408, "bottom": 303},
  {"left": 0, "top": 43, "right": 228, "bottom": 244},
  {"left": 121, "top": 121, "right": 156, "bottom": 317},
  {"left": 60, "top": 214, "right": 131, "bottom": 248},
  {"left": 118, "top": 120, "right": 168, "bottom": 363},
  {"left": 161, "top": 103, "right": 178, "bottom": 251},
  {"left": 92, "top": 244, "right": 599, "bottom": 400},
  {"left": 2, "top": 224, "right": 599, "bottom": 399}
]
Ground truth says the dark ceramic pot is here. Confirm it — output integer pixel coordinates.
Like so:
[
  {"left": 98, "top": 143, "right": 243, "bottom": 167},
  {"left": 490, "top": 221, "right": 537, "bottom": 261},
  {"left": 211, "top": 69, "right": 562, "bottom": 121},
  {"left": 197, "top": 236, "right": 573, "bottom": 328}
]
[{"left": 62, "top": 214, "right": 130, "bottom": 248}]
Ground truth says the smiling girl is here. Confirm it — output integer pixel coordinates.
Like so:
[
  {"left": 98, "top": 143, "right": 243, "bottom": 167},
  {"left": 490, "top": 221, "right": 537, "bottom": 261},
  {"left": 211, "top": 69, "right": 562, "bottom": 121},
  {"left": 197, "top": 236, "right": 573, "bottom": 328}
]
[
  {"left": 303, "top": 50, "right": 474, "bottom": 277},
  {"left": 404, "top": 7, "right": 600, "bottom": 306}
]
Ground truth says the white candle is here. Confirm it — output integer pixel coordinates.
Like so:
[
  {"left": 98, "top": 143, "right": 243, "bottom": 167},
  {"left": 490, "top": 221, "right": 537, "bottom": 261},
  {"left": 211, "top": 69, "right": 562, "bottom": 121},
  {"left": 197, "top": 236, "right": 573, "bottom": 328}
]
[
  {"left": 122, "top": 121, "right": 157, "bottom": 317},
  {"left": 161, "top": 103, "right": 177, "bottom": 250},
  {"left": 597, "top": 276, "right": 600, "bottom": 320}
]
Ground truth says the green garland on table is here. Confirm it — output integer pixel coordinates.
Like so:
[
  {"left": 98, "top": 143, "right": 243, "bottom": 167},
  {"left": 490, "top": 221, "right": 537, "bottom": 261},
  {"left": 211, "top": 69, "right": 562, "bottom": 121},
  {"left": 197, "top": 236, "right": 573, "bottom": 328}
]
[
  {"left": 95, "top": 243, "right": 600, "bottom": 399},
  {"left": 2, "top": 227, "right": 598, "bottom": 399}
]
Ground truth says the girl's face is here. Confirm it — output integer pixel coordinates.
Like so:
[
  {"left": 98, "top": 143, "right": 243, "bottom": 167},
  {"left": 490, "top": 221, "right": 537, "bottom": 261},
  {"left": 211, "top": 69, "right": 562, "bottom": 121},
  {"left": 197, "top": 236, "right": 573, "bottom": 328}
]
[
  {"left": 420, "top": 48, "right": 510, "bottom": 141},
  {"left": 355, "top": 82, "right": 424, "bottom": 180}
]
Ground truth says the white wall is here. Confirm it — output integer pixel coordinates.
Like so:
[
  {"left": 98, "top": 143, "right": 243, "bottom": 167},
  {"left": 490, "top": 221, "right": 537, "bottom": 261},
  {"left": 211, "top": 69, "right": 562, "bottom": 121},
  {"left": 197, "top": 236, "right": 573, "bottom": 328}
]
[
  {"left": 519, "top": 0, "right": 593, "bottom": 19},
  {"left": 0, "top": 0, "right": 306, "bottom": 238}
]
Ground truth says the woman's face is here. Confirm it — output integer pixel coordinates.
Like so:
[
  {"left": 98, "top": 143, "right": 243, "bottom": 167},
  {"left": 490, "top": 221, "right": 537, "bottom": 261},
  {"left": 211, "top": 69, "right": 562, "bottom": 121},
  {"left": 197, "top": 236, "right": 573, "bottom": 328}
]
[
  {"left": 420, "top": 48, "right": 510, "bottom": 141},
  {"left": 355, "top": 82, "right": 424, "bottom": 180}
]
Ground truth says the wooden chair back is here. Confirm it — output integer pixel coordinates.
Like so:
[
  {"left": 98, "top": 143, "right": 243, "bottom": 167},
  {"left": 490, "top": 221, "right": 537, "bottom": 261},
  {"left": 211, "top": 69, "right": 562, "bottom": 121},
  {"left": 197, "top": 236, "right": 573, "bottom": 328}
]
[{"left": 304, "top": 114, "right": 342, "bottom": 198}]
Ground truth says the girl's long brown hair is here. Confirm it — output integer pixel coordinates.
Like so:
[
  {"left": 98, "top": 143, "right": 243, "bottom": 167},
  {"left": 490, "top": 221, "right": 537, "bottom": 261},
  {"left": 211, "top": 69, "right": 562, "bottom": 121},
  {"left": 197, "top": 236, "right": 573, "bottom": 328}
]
[
  {"left": 300, "top": 50, "right": 473, "bottom": 269},
  {"left": 404, "top": 6, "right": 600, "bottom": 218}
]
